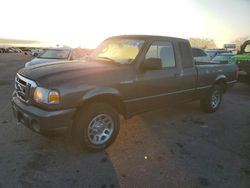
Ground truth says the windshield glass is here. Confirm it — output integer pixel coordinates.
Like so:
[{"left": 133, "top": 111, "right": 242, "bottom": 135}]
[
  {"left": 39, "top": 49, "right": 71, "bottom": 59},
  {"left": 91, "top": 38, "right": 144, "bottom": 64},
  {"left": 206, "top": 51, "right": 216, "bottom": 57},
  {"left": 212, "top": 55, "right": 231, "bottom": 62},
  {"left": 211, "top": 55, "right": 234, "bottom": 63}
]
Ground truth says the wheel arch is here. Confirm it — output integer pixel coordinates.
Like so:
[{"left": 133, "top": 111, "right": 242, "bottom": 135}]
[
  {"left": 74, "top": 87, "right": 127, "bottom": 120},
  {"left": 214, "top": 75, "right": 227, "bottom": 93}
]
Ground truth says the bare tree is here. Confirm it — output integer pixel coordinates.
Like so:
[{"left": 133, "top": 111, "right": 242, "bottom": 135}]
[{"left": 189, "top": 38, "right": 217, "bottom": 49}]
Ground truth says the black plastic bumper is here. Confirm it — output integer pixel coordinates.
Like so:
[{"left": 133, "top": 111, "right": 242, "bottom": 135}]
[{"left": 12, "top": 96, "right": 76, "bottom": 134}]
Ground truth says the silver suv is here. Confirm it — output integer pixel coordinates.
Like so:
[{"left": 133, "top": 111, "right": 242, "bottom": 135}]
[{"left": 25, "top": 48, "right": 87, "bottom": 67}]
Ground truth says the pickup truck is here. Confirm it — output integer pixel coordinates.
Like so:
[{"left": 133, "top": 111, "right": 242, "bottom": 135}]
[
  {"left": 12, "top": 35, "right": 238, "bottom": 151},
  {"left": 231, "top": 40, "right": 250, "bottom": 81}
]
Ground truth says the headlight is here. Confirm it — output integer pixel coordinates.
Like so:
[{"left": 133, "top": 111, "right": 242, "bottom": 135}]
[{"left": 34, "top": 87, "right": 60, "bottom": 104}]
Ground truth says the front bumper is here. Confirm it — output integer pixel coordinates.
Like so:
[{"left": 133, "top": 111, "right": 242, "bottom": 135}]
[{"left": 12, "top": 95, "right": 76, "bottom": 134}]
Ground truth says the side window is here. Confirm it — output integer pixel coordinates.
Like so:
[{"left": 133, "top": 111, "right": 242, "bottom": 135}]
[
  {"left": 145, "top": 41, "right": 176, "bottom": 68},
  {"left": 192, "top": 48, "right": 207, "bottom": 57},
  {"left": 179, "top": 42, "right": 194, "bottom": 68},
  {"left": 198, "top": 49, "right": 207, "bottom": 57},
  {"left": 72, "top": 49, "right": 82, "bottom": 60},
  {"left": 191, "top": 48, "right": 199, "bottom": 57}
]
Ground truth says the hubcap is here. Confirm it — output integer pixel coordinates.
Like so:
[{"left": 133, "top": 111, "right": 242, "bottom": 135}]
[
  {"left": 211, "top": 90, "right": 220, "bottom": 109},
  {"left": 87, "top": 114, "right": 114, "bottom": 145}
]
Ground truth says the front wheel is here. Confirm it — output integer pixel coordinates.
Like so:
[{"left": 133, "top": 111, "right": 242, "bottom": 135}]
[
  {"left": 74, "top": 103, "right": 120, "bottom": 152},
  {"left": 200, "top": 85, "right": 223, "bottom": 113}
]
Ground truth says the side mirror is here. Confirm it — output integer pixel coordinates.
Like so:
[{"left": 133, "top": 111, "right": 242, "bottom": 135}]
[{"left": 142, "top": 58, "right": 162, "bottom": 70}]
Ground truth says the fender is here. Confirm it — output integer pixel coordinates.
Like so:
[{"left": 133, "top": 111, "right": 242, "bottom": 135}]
[
  {"left": 78, "top": 87, "right": 127, "bottom": 117},
  {"left": 215, "top": 74, "right": 227, "bottom": 83},
  {"left": 81, "top": 87, "right": 123, "bottom": 101},
  {"left": 214, "top": 74, "right": 227, "bottom": 92}
]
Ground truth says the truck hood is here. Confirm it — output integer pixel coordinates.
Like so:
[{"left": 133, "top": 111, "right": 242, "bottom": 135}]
[{"left": 18, "top": 60, "right": 125, "bottom": 87}]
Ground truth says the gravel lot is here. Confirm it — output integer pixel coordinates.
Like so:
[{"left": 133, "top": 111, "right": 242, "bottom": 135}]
[{"left": 0, "top": 53, "right": 249, "bottom": 188}]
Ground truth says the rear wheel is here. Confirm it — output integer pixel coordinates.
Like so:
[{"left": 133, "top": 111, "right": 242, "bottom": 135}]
[
  {"left": 200, "top": 85, "right": 223, "bottom": 112},
  {"left": 74, "top": 103, "right": 120, "bottom": 152}
]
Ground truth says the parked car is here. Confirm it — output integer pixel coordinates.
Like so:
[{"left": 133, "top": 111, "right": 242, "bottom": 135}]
[
  {"left": 19, "top": 47, "right": 32, "bottom": 55},
  {"left": 0, "top": 48, "right": 5, "bottom": 53},
  {"left": 211, "top": 53, "right": 235, "bottom": 64},
  {"left": 31, "top": 48, "right": 44, "bottom": 57},
  {"left": 192, "top": 48, "right": 211, "bottom": 62},
  {"left": 12, "top": 35, "right": 238, "bottom": 151},
  {"left": 0, "top": 47, "right": 21, "bottom": 53},
  {"left": 231, "top": 40, "right": 250, "bottom": 81},
  {"left": 205, "top": 49, "right": 228, "bottom": 59},
  {"left": 15, "top": 48, "right": 23, "bottom": 53},
  {"left": 25, "top": 48, "right": 87, "bottom": 67}
]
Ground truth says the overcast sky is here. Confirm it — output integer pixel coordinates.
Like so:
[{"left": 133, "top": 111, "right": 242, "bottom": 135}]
[{"left": 0, "top": 0, "right": 249, "bottom": 48}]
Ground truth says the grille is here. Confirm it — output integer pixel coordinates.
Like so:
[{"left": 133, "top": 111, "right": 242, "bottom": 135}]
[{"left": 15, "top": 74, "right": 37, "bottom": 102}]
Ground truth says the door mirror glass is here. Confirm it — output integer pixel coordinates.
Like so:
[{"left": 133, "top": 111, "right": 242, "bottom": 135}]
[{"left": 142, "top": 58, "right": 162, "bottom": 70}]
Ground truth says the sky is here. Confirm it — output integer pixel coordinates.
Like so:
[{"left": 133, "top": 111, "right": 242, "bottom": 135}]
[{"left": 0, "top": 0, "right": 249, "bottom": 48}]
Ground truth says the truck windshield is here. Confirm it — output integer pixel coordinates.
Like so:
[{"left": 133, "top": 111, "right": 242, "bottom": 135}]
[
  {"left": 91, "top": 39, "right": 144, "bottom": 64},
  {"left": 39, "top": 49, "right": 70, "bottom": 59}
]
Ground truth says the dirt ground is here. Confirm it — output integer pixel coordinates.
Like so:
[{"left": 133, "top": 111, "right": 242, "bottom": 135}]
[{"left": 0, "top": 53, "right": 249, "bottom": 188}]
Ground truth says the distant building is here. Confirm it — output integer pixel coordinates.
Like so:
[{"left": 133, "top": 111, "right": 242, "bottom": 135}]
[{"left": 224, "top": 44, "right": 236, "bottom": 51}]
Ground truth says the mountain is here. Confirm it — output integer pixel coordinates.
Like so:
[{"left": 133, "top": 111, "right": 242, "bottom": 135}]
[{"left": 0, "top": 38, "right": 52, "bottom": 47}]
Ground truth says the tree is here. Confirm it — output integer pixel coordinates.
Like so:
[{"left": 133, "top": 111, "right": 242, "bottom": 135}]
[
  {"left": 188, "top": 38, "right": 217, "bottom": 49},
  {"left": 231, "top": 36, "right": 250, "bottom": 51}
]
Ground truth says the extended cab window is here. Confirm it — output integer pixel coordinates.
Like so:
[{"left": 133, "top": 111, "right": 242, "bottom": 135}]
[{"left": 145, "top": 41, "right": 176, "bottom": 68}]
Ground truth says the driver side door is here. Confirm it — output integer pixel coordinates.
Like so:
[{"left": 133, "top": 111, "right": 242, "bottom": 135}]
[{"left": 125, "top": 40, "right": 184, "bottom": 114}]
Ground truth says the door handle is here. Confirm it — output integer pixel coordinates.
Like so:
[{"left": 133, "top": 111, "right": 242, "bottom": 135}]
[
  {"left": 174, "top": 73, "right": 180, "bottom": 78},
  {"left": 120, "top": 80, "right": 134, "bottom": 84},
  {"left": 174, "top": 73, "right": 184, "bottom": 78}
]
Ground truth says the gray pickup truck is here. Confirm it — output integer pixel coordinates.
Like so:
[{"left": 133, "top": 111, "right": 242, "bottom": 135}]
[{"left": 12, "top": 35, "right": 238, "bottom": 151}]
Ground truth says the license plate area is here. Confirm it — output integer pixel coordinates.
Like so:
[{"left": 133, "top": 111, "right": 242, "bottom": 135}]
[{"left": 13, "top": 106, "right": 30, "bottom": 127}]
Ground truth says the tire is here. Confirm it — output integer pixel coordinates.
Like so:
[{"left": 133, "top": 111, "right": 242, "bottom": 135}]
[
  {"left": 74, "top": 103, "right": 120, "bottom": 152},
  {"left": 200, "top": 85, "right": 223, "bottom": 113}
]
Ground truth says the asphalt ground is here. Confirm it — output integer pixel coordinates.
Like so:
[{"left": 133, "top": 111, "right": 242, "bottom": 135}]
[{"left": 0, "top": 53, "right": 249, "bottom": 188}]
